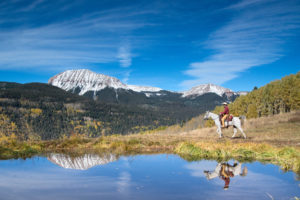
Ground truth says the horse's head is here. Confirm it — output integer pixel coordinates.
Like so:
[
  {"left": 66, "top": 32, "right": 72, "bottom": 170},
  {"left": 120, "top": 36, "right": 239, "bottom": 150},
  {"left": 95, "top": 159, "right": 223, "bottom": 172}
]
[{"left": 203, "top": 111, "right": 210, "bottom": 120}]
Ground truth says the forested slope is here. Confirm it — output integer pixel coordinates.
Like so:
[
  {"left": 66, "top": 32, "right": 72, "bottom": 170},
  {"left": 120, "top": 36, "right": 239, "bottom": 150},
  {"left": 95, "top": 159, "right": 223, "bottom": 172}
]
[
  {"left": 212, "top": 72, "right": 300, "bottom": 118},
  {"left": 0, "top": 82, "right": 215, "bottom": 139},
  {"left": 0, "top": 82, "right": 169, "bottom": 139}
]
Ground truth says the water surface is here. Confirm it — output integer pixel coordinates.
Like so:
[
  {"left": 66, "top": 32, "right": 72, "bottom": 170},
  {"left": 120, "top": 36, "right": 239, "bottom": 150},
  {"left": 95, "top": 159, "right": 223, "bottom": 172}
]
[{"left": 0, "top": 154, "right": 299, "bottom": 200}]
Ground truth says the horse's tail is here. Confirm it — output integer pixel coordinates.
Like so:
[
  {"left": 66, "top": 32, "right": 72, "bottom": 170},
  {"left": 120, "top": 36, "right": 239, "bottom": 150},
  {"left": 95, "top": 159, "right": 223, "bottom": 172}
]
[{"left": 239, "top": 115, "right": 246, "bottom": 126}]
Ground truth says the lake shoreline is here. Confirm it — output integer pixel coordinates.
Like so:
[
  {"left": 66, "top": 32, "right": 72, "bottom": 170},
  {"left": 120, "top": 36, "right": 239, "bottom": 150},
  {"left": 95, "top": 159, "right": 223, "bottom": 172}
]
[{"left": 1, "top": 135, "right": 299, "bottom": 175}]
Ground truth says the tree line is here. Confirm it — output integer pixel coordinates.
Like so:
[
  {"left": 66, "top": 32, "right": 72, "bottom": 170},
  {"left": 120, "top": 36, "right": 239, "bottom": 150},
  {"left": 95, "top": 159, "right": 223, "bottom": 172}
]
[{"left": 212, "top": 71, "right": 300, "bottom": 118}]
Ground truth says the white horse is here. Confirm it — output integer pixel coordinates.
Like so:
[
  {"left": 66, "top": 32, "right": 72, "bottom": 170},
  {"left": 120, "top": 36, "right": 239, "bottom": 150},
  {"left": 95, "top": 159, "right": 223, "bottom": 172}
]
[{"left": 203, "top": 111, "right": 247, "bottom": 139}]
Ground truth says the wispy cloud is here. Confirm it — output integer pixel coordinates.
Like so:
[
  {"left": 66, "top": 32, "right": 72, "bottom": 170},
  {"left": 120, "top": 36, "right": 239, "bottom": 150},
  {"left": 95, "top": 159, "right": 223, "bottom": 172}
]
[
  {"left": 117, "top": 45, "right": 132, "bottom": 68},
  {"left": 117, "top": 171, "right": 131, "bottom": 194},
  {"left": 0, "top": 0, "right": 156, "bottom": 71},
  {"left": 122, "top": 70, "right": 131, "bottom": 83},
  {"left": 18, "top": 0, "right": 46, "bottom": 12},
  {"left": 181, "top": 0, "right": 300, "bottom": 88},
  {"left": 0, "top": 156, "right": 139, "bottom": 200}
]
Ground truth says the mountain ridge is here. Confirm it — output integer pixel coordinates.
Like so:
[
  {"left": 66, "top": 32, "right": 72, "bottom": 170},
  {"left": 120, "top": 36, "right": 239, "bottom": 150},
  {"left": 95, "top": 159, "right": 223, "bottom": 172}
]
[
  {"left": 49, "top": 69, "right": 162, "bottom": 96},
  {"left": 48, "top": 69, "right": 246, "bottom": 98}
]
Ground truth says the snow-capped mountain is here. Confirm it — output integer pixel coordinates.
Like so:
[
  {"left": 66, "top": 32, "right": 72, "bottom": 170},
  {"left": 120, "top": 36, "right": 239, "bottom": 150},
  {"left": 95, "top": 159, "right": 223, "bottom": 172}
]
[
  {"left": 48, "top": 69, "right": 161, "bottom": 95},
  {"left": 48, "top": 153, "right": 117, "bottom": 170},
  {"left": 49, "top": 69, "right": 245, "bottom": 102},
  {"left": 182, "top": 83, "right": 233, "bottom": 98},
  {"left": 46, "top": 69, "right": 245, "bottom": 122}
]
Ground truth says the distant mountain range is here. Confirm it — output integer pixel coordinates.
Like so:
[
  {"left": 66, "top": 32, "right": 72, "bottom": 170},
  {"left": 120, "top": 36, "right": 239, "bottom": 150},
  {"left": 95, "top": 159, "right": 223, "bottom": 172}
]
[
  {"left": 49, "top": 69, "right": 247, "bottom": 103},
  {"left": 47, "top": 69, "right": 248, "bottom": 121}
]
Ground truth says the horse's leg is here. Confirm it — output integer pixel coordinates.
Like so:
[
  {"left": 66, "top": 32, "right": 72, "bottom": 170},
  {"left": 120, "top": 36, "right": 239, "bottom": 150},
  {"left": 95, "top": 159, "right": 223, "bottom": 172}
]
[
  {"left": 237, "top": 125, "right": 247, "bottom": 139},
  {"left": 217, "top": 125, "right": 223, "bottom": 138},
  {"left": 232, "top": 126, "right": 237, "bottom": 138}
]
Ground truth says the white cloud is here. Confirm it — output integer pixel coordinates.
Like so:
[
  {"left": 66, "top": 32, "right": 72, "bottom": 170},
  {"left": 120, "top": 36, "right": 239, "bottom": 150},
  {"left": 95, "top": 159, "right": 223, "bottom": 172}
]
[
  {"left": 0, "top": 2, "right": 154, "bottom": 71},
  {"left": 122, "top": 70, "right": 131, "bottom": 83},
  {"left": 185, "top": 160, "right": 219, "bottom": 178},
  {"left": 117, "top": 45, "right": 132, "bottom": 68},
  {"left": 19, "top": 0, "right": 46, "bottom": 12},
  {"left": 117, "top": 171, "right": 131, "bottom": 194},
  {"left": 181, "top": 0, "right": 300, "bottom": 89}
]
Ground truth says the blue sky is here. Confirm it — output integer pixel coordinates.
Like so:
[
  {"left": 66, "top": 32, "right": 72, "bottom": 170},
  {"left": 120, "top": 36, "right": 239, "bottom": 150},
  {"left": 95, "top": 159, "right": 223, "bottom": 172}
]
[{"left": 0, "top": 0, "right": 299, "bottom": 92}]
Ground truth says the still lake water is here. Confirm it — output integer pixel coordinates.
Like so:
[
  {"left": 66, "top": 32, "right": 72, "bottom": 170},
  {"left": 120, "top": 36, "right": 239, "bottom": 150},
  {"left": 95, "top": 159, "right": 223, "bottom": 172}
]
[{"left": 0, "top": 154, "right": 299, "bottom": 200}]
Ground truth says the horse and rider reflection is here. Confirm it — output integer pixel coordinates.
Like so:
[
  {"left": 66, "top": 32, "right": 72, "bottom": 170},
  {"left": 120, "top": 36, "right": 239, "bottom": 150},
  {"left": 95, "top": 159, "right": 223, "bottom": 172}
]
[{"left": 204, "top": 162, "right": 248, "bottom": 190}]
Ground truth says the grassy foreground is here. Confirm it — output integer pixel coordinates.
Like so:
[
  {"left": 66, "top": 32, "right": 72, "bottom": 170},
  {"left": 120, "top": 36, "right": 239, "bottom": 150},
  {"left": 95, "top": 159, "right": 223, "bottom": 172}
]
[{"left": 0, "top": 111, "right": 300, "bottom": 174}]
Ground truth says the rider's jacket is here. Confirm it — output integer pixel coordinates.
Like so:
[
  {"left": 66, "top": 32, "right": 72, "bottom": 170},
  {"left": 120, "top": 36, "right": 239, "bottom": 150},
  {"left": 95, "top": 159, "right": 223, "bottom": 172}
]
[{"left": 220, "top": 106, "right": 229, "bottom": 115}]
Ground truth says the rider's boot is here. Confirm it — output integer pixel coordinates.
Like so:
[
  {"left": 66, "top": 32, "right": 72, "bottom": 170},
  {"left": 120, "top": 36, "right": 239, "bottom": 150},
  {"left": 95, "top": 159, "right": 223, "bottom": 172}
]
[{"left": 221, "top": 122, "right": 226, "bottom": 128}]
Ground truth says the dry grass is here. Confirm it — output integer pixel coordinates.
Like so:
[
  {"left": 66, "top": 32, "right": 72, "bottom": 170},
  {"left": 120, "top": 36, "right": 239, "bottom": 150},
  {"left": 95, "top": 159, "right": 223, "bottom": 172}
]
[
  {"left": 167, "top": 110, "right": 300, "bottom": 147},
  {"left": 137, "top": 110, "right": 300, "bottom": 147}
]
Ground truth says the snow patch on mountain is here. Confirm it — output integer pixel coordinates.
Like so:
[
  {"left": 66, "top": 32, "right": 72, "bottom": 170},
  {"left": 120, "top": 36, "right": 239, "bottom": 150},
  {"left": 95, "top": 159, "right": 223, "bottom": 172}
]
[
  {"left": 182, "top": 84, "right": 233, "bottom": 97},
  {"left": 127, "top": 85, "right": 161, "bottom": 92},
  {"left": 48, "top": 69, "right": 162, "bottom": 95}
]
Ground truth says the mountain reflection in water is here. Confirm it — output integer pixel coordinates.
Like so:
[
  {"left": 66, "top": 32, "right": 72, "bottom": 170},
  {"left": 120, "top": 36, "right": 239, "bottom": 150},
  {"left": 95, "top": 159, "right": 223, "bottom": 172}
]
[
  {"left": 47, "top": 153, "right": 117, "bottom": 170},
  {"left": 204, "top": 162, "right": 248, "bottom": 190}
]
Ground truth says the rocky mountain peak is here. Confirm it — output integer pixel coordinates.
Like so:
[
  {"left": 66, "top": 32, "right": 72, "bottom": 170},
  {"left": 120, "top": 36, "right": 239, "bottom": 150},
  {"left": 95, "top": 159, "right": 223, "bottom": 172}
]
[
  {"left": 182, "top": 83, "right": 233, "bottom": 97},
  {"left": 49, "top": 69, "right": 245, "bottom": 100},
  {"left": 48, "top": 69, "right": 162, "bottom": 95}
]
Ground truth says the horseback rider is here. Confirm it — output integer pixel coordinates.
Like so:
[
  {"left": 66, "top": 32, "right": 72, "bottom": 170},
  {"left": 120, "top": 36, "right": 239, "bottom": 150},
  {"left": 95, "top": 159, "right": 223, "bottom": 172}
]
[{"left": 220, "top": 102, "right": 229, "bottom": 128}]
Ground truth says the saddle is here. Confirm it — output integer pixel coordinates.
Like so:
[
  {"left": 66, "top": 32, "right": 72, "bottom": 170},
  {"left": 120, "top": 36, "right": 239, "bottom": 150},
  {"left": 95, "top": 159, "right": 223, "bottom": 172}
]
[
  {"left": 219, "top": 114, "right": 233, "bottom": 121},
  {"left": 220, "top": 163, "right": 234, "bottom": 178},
  {"left": 219, "top": 114, "right": 234, "bottom": 127},
  {"left": 227, "top": 115, "right": 233, "bottom": 121}
]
